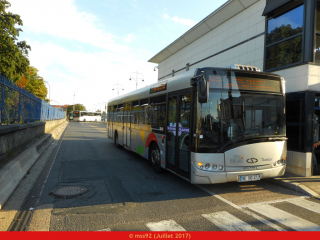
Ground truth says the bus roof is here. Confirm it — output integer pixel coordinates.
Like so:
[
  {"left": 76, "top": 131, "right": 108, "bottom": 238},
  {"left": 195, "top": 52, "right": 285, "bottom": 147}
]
[
  {"left": 108, "top": 69, "right": 197, "bottom": 106},
  {"left": 108, "top": 67, "right": 282, "bottom": 106}
]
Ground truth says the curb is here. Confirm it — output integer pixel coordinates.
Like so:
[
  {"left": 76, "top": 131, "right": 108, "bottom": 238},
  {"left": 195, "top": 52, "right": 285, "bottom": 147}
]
[
  {"left": 0, "top": 120, "right": 68, "bottom": 210},
  {"left": 264, "top": 177, "right": 320, "bottom": 198}
]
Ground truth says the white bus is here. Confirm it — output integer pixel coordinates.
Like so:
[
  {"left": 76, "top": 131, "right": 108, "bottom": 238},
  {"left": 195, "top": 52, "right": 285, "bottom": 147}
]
[
  {"left": 107, "top": 65, "right": 287, "bottom": 184},
  {"left": 73, "top": 111, "right": 101, "bottom": 122}
]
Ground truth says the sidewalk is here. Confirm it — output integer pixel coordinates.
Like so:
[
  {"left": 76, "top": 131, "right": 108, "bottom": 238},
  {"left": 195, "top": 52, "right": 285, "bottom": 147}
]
[{"left": 265, "top": 171, "right": 320, "bottom": 199}]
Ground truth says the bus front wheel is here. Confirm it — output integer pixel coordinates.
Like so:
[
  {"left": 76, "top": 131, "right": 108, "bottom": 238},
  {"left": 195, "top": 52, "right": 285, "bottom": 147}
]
[
  {"left": 83, "top": 119, "right": 86, "bottom": 122},
  {"left": 150, "top": 143, "right": 163, "bottom": 173}
]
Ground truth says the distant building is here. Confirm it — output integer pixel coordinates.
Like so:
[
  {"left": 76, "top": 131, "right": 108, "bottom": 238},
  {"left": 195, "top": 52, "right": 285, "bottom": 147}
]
[{"left": 51, "top": 105, "right": 72, "bottom": 112}]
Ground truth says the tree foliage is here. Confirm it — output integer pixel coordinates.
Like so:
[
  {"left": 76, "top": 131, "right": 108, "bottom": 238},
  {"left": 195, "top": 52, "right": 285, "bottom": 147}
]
[
  {"left": 0, "top": 0, "right": 31, "bottom": 82},
  {"left": 16, "top": 66, "right": 48, "bottom": 100},
  {"left": 266, "top": 24, "right": 302, "bottom": 70},
  {"left": 67, "top": 104, "right": 86, "bottom": 112}
]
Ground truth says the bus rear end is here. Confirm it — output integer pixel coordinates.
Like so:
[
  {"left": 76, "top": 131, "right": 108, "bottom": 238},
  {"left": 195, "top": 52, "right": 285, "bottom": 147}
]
[{"left": 73, "top": 111, "right": 80, "bottom": 121}]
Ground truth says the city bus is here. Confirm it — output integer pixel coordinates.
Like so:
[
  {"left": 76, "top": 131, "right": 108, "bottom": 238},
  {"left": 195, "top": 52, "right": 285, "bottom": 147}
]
[
  {"left": 68, "top": 112, "right": 73, "bottom": 120},
  {"left": 73, "top": 111, "right": 102, "bottom": 122},
  {"left": 107, "top": 65, "right": 287, "bottom": 184}
]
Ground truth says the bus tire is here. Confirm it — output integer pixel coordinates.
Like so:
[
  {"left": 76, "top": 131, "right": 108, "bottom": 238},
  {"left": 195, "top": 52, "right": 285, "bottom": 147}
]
[
  {"left": 83, "top": 118, "right": 86, "bottom": 122},
  {"left": 95, "top": 119, "right": 97, "bottom": 122},
  {"left": 115, "top": 131, "right": 120, "bottom": 148},
  {"left": 150, "top": 143, "right": 163, "bottom": 173}
]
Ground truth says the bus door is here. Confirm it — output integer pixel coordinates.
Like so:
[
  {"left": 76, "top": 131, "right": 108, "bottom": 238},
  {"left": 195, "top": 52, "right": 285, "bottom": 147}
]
[
  {"left": 124, "top": 103, "right": 131, "bottom": 149},
  {"left": 167, "top": 90, "right": 192, "bottom": 178}
]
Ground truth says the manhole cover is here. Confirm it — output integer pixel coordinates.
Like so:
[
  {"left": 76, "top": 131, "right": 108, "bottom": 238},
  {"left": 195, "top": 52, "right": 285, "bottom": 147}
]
[{"left": 52, "top": 186, "right": 87, "bottom": 197}]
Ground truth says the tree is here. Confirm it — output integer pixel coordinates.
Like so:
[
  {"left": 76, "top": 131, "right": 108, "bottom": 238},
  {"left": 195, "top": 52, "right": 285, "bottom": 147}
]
[
  {"left": 0, "top": 0, "right": 31, "bottom": 82},
  {"left": 67, "top": 104, "right": 86, "bottom": 112},
  {"left": 16, "top": 66, "right": 48, "bottom": 100}
]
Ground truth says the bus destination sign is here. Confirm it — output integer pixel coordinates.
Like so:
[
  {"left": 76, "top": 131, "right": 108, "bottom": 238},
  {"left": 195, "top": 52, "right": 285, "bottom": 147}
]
[
  {"left": 208, "top": 76, "right": 281, "bottom": 93},
  {"left": 150, "top": 83, "right": 167, "bottom": 94}
]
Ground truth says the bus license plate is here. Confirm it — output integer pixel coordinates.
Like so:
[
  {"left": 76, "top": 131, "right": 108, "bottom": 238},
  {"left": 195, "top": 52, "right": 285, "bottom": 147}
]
[{"left": 239, "top": 175, "right": 260, "bottom": 182}]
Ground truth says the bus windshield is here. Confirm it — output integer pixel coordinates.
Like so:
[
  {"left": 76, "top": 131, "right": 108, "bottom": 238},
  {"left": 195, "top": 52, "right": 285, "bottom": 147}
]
[{"left": 194, "top": 87, "right": 285, "bottom": 153}]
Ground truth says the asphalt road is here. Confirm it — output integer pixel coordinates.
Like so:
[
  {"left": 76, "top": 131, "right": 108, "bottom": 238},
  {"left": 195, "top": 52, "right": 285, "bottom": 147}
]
[{"left": 3, "top": 122, "right": 320, "bottom": 231}]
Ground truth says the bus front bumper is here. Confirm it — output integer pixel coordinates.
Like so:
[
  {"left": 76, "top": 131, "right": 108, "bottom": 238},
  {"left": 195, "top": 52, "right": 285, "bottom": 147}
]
[{"left": 190, "top": 165, "right": 286, "bottom": 184}]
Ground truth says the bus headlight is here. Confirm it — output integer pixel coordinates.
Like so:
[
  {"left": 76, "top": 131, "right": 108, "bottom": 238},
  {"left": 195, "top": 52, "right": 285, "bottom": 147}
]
[
  {"left": 273, "top": 158, "right": 286, "bottom": 167},
  {"left": 193, "top": 162, "right": 224, "bottom": 172}
]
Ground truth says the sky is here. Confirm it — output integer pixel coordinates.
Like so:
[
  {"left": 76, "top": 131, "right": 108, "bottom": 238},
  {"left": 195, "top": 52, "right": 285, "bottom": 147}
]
[{"left": 9, "top": 0, "right": 227, "bottom": 111}]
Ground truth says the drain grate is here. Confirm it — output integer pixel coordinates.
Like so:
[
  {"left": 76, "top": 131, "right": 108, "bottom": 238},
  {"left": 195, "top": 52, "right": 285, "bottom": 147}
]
[{"left": 52, "top": 186, "right": 87, "bottom": 197}]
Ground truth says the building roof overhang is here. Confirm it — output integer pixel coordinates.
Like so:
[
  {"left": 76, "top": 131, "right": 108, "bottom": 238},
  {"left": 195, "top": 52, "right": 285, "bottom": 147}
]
[
  {"left": 148, "top": 0, "right": 259, "bottom": 64},
  {"left": 262, "top": 0, "right": 292, "bottom": 16}
]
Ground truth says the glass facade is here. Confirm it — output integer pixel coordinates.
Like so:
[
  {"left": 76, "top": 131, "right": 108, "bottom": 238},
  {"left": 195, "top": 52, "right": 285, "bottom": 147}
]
[
  {"left": 316, "top": 1, "right": 320, "bottom": 62},
  {"left": 265, "top": 4, "right": 304, "bottom": 70}
]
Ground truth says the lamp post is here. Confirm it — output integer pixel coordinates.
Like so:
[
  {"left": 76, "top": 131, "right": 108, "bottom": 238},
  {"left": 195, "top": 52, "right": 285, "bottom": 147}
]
[
  {"left": 73, "top": 91, "right": 75, "bottom": 112},
  {"left": 129, "top": 71, "right": 144, "bottom": 90},
  {"left": 44, "top": 81, "right": 50, "bottom": 104},
  {"left": 112, "top": 84, "right": 124, "bottom": 96}
]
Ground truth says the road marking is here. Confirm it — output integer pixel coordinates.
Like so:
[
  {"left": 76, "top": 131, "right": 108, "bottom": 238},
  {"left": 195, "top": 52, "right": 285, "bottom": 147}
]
[
  {"left": 146, "top": 220, "right": 186, "bottom": 231},
  {"left": 239, "top": 196, "right": 308, "bottom": 208},
  {"left": 288, "top": 198, "right": 320, "bottom": 214},
  {"left": 248, "top": 205, "right": 320, "bottom": 231},
  {"left": 202, "top": 211, "right": 259, "bottom": 231},
  {"left": 196, "top": 185, "right": 285, "bottom": 231},
  {"left": 98, "top": 228, "right": 111, "bottom": 231}
]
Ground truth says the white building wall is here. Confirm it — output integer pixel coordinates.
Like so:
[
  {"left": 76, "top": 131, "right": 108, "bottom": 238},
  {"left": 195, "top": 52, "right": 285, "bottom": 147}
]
[
  {"left": 273, "top": 65, "right": 320, "bottom": 94},
  {"left": 158, "top": 0, "right": 266, "bottom": 81}
]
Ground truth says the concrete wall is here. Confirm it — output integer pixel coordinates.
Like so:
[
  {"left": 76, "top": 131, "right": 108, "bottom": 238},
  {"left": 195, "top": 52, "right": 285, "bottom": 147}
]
[
  {"left": 273, "top": 64, "right": 320, "bottom": 93},
  {"left": 0, "top": 119, "right": 67, "bottom": 157},
  {"left": 158, "top": 0, "right": 266, "bottom": 80},
  {"left": 286, "top": 151, "right": 312, "bottom": 177}
]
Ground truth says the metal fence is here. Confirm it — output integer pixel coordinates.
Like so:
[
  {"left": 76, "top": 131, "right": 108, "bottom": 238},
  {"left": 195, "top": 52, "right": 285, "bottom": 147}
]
[{"left": 0, "top": 74, "right": 65, "bottom": 125}]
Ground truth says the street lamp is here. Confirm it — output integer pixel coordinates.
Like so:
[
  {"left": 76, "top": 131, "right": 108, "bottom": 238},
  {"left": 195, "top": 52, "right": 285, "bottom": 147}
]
[
  {"left": 44, "top": 81, "right": 50, "bottom": 104},
  {"left": 73, "top": 91, "right": 75, "bottom": 112},
  {"left": 129, "top": 71, "right": 144, "bottom": 90},
  {"left": 112, "top": 84, "right": 124, "bottom": 96}
]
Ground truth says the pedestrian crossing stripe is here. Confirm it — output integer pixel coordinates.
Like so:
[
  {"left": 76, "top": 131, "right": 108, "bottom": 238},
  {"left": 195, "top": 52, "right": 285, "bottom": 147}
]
[
  {"left": 146, "top": 220, "right": 186, "bottom": 231},
  {"left": 100, "top": 199, "right": 320, "bottom": 231},
  {"left": 288, "top": 198, "right": 320, "bottom": 214},
  {"left": 202, "top": 211, "right": 259, "bottom": 231},
  {"left": 248, "top": 205, "right": 320, "bottom": 231}
]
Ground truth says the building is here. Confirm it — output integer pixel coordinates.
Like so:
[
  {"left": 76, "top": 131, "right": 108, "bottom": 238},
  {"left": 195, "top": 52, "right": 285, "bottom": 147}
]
[
  {"left": 149, "top": 0, "right": 320, "bottom": 176},
  {"left": 51, "top": 104, "right": 72, "bottom": 112}
]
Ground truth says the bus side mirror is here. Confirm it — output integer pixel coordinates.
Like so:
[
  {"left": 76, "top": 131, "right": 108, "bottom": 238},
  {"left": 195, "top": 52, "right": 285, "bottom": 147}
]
[{"left": 191, "top": 75, "right": 209, "bottom": 103}]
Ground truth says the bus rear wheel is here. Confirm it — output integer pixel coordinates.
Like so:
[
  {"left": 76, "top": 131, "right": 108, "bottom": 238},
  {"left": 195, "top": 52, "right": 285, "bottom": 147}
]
[
  {"left": 83, "top": 119, "right": 86, "bottom": 122},
  {"left": 150, "top": 143, "right": 163, "bottom": 173}
]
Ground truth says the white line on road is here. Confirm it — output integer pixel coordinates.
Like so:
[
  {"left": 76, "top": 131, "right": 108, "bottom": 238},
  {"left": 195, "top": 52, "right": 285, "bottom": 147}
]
[
  {"left": 202, "top": 211, "right": 259, "bottom": 231},
  {"left": 196, "top": 185, "right": 285, "bottom": 231},
  {"left": 288, "top": 198, "right": 320, "bottom": 214},
  {"left": 239, "top": 196, "right": 308, "bottom": 208},
  {"left": 146, "top": 220, "right": 186, "bottom": 231},
  {"left": 248, "top": 205, "right": 320, "bottom": 231}
]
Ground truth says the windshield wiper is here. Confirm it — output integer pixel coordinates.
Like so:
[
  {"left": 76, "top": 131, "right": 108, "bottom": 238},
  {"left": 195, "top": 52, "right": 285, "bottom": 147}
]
[{"left": 215, "top": 133, "right": 259, "bottom": 153}]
